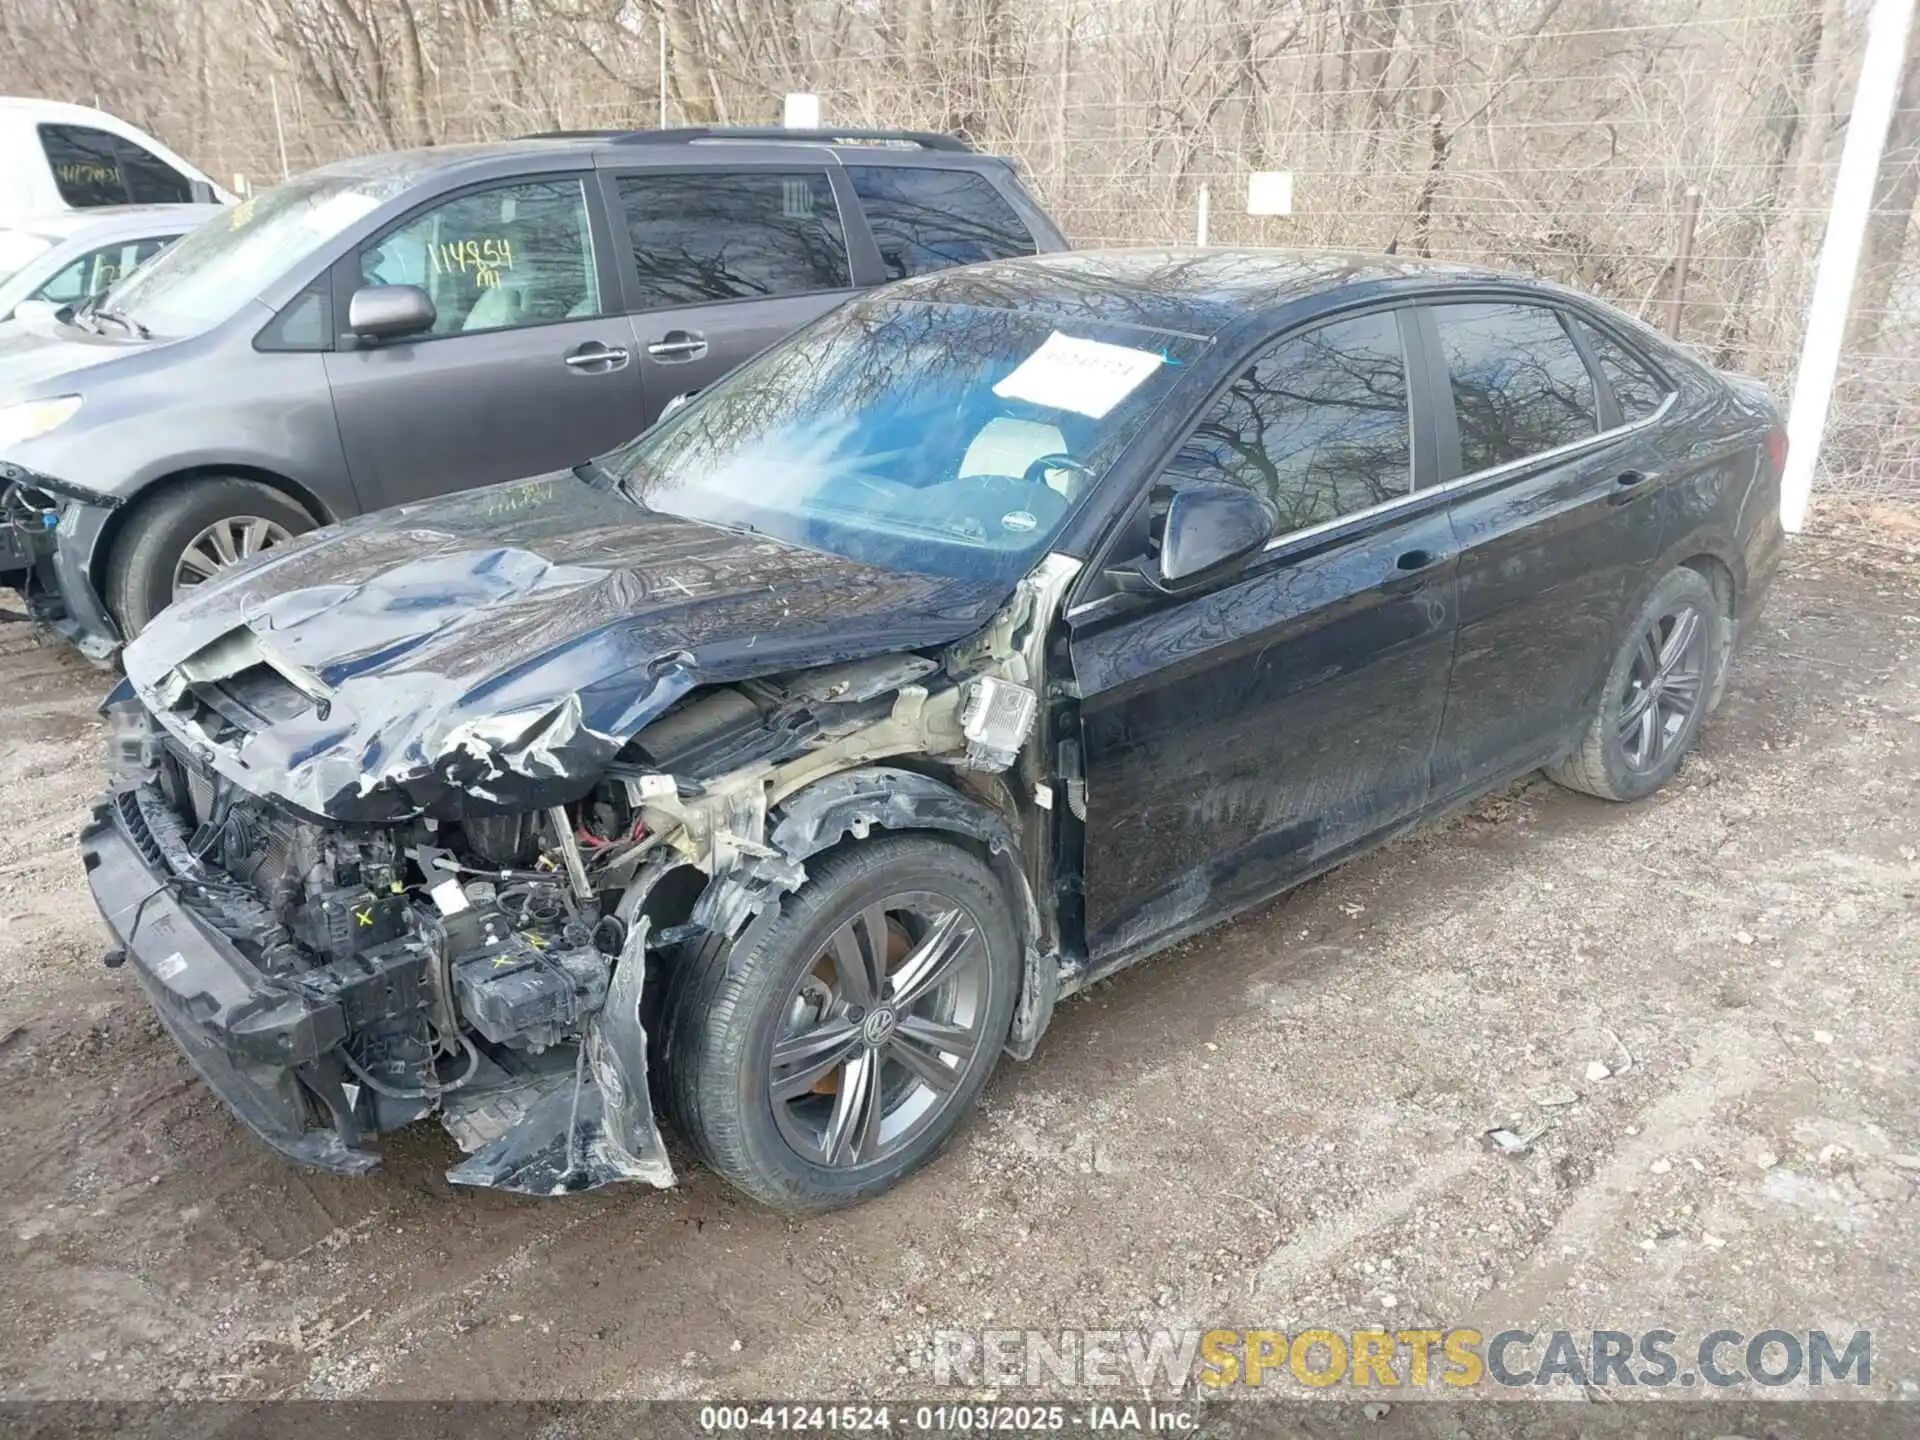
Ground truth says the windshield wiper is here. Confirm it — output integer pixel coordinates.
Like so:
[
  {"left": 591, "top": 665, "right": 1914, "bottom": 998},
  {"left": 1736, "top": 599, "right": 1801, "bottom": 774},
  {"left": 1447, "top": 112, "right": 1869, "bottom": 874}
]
[{"left": 88, "top": 304, "right": 150, "bottom": 340}]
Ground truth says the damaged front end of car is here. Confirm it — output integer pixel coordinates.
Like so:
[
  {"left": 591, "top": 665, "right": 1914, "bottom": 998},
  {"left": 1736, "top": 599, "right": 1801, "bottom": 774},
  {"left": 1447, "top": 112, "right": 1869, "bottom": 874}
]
[{"left": 81, "top": 553, "right": 1078, "bottom": 1196}]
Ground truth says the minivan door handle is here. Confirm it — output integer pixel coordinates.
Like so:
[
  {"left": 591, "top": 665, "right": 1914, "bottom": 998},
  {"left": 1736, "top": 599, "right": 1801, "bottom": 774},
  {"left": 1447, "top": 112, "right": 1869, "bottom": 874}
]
[
  {"left": 647, "top": 330, "right": 709, "bottom": 362},
  {"left": 563, "top": 341, "right": 630, "bottom": 373},
  {"left": 1608, "top": 469, "right": 1658, "bottom": 505}
]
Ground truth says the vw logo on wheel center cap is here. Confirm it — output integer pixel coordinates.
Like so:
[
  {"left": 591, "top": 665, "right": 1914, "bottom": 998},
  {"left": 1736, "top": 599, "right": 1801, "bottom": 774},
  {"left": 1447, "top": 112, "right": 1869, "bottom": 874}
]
[{"left": 861, "top": 1007, "right": 898, "bottom": 1047}]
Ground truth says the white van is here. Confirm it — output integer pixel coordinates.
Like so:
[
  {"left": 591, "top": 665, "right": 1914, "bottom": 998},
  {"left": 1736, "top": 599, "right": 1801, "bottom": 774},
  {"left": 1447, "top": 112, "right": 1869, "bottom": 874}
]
[{"left": 0, "top": 98, "right": 233, "bottom": 223}]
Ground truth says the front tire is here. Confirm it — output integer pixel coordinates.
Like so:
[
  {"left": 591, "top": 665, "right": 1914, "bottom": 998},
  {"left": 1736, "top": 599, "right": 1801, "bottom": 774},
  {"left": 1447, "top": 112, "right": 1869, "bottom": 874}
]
[
  {"left": 104, "top": 477, "right": 312, "bottom": 637},
  {"left": 1547, "top": 565, "right": 1728, "bottom": 802},
  {"left": 662, "top": 835, "right": 1020, "bottom": 1211}
]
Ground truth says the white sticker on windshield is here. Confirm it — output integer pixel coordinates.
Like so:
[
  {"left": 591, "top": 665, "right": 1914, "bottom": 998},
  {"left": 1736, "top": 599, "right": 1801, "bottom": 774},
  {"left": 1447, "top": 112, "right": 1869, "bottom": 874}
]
[{"left": 992, "top": 332, "right": 1165, "bottom": 419}]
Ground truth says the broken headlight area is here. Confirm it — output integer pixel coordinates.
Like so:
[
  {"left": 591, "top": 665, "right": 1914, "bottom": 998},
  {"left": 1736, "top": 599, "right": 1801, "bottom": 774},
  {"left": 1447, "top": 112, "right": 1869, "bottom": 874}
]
[
  {"left": 94, "top": 639, "right": 1049, "bottom": 1195},
  {"left": 95, "top": 722, "right": 675, "bottom": 1194}
]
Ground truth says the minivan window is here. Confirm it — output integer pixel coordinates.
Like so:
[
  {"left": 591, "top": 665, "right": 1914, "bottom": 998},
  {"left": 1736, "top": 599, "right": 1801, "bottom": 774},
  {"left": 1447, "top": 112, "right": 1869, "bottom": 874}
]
[
  {"left": 617, "top": 172, "right": 850, "bottom": 308},
  {"left": 1577, "top": 320, "right": 1670, "bottom": 424},
  {"left": 1432, "top": 302, "right": 1597, "bottom": 474},
  {"left": 846, "top": 166, "right": 1037, "bottom": 280},
  {"left": 103, "top": 174, "right": 406, "bottom": 338},
  {"left": 115, "top": 142, "right": 196, "bottom": 204},
  {"left": 358, "top": 178, "right": 600, "bottom": 335},
  {"left": 1188, "top": 310, "right": 1412, "bottom": 534},
  {"left": 39, "top": 125, "right": 193, "bottom": 207}
]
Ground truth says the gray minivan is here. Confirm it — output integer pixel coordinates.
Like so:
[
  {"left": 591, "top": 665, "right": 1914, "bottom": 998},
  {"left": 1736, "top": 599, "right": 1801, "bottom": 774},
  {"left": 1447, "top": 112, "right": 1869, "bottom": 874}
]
[{"left": 0, "top": 127, "right": 1065, "bottom": 655}]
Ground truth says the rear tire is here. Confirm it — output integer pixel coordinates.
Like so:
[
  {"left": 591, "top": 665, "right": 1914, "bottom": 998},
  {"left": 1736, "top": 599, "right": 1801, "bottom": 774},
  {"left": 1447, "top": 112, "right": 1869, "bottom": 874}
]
[
  {"left": 104, "top": 477, "right": 312, "bottom": 637},
  {"left": 661, "top": 835, "right": 1020, "bottom": 1212},
  {"left": 1547, "top": 566, "right": 1727, "bottom": 802}
]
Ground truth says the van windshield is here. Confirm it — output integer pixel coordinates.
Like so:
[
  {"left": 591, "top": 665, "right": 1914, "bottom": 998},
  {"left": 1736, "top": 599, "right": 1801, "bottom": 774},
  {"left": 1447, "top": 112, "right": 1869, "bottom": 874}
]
[{"left": 101, "top": 174, "right": 405, "bottom": 337}]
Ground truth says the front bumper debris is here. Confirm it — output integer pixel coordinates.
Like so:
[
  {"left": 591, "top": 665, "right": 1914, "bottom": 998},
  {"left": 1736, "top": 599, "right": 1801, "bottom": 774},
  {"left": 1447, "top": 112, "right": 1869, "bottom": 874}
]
[
  {"left": 1, "top": 468, "right": 122, "bottom": 659},
  {"left": 80, "top": 790, "right": 378, "bottom": 1173},
  {"left": 80, "top": 784, "right": 674, "bottom": 1194}
]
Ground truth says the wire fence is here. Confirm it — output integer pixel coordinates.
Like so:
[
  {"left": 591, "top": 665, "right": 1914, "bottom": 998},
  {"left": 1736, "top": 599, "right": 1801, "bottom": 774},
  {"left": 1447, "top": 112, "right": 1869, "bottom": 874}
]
[{"left": 6, "top": 0, "right": 1917, "bottom": 509}]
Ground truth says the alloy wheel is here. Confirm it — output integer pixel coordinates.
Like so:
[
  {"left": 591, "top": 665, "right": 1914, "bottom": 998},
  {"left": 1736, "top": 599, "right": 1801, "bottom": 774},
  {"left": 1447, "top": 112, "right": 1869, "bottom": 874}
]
[
  {"left": 769, "top": 892, "right": 994, "bottom": 1169},
  {"left": 171, "top": 516, "right": 295, "bottom": 600},
  {"left": 1618, "top": 601, "right": 1707, "bottom": 771}
]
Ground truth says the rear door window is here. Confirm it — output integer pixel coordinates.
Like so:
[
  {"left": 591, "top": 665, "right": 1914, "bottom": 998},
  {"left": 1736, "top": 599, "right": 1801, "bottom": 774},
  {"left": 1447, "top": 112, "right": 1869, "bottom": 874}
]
[
  {"left": 845, "top": 166, "right": 1037, "bottom": 280},
  {"left": 39, "top": 125, "right": 195, "bottom": 206},
  {"left": 1431, "top": 302, "right": 1597, "bottom": 474},
  {"left": 1576, "top": 320, "right": 1671, "bottom": 423},
  {"left": 1187, "top": 309, "right": 1413, "bottom": 534},
  {"left": 616, "top": 171, "right": 850, "bottom": 308}
]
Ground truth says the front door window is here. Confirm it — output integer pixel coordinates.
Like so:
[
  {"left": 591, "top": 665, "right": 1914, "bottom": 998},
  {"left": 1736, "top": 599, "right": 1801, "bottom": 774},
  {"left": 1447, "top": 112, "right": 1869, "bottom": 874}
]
[{"left": 358, "top": 178, "right": 601, "bottom": 336}]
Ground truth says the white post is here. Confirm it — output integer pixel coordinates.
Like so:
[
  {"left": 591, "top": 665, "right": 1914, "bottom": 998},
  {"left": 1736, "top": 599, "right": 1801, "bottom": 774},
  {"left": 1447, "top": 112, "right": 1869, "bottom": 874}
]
[
  {"left": 1195, "top": 183, "right": 1211, "bottom": 246},
  {"left": 658, "top": 22, "right": 669, "bottom": 128},
  {"left": 1780, "top": 0, "right": 1917, "bottom": 533},
  {"left": 269, "top": 75, "right": 290, "bottom": 181}
]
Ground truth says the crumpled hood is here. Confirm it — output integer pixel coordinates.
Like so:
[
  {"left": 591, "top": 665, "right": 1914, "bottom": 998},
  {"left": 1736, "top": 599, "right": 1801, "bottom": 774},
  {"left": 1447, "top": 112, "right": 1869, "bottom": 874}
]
[{"left": 122, "top": 470, "right": 1006, "bottom": 822}]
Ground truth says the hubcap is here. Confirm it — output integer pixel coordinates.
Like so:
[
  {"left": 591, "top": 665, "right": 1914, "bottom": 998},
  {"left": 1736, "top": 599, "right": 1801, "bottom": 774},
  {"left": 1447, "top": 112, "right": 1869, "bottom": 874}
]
[
  {"left": 1618, "top": 602, "right": 1707, "bottom": 771},
  {"left": 171, "top": 516, "right": 295, "bottom": 600},
  {"left": 769, "top": 892, "right": 993, "bottom": 1170}
]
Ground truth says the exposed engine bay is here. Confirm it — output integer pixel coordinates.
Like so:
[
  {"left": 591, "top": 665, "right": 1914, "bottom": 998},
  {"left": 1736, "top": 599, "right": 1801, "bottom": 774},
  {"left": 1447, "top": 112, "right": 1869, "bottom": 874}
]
[{"left": 90, "top": 555, "right": 1078, "bottom": 1194}]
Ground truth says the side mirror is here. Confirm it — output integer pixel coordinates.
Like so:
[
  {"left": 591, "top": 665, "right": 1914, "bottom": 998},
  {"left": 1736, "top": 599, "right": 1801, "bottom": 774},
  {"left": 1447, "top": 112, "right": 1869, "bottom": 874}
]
[
  {"left": 348, "top": 284, "right": 435, "bottom": 342},
  {"left": 1112, "top": 479, "right": 1274, "bottom": 594}
]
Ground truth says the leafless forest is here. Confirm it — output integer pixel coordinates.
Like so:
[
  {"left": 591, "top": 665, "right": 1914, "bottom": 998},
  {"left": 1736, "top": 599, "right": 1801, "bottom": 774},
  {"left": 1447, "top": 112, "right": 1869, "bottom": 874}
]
[{"left": 3, "top": 0, "right": 1916, "bottom": 505}]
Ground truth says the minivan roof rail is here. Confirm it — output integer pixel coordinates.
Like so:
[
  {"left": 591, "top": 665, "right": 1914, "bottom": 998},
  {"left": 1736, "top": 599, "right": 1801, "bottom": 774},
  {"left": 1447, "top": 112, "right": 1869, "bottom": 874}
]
[{"left": 522, "top": 125, "right": 975, "bottom": 152}]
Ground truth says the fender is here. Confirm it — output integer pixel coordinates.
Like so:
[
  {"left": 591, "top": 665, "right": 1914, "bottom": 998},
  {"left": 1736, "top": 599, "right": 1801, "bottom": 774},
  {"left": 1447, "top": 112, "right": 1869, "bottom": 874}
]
[{"left": 753, "top": 765, "right": 1060, "bottom": 1060}]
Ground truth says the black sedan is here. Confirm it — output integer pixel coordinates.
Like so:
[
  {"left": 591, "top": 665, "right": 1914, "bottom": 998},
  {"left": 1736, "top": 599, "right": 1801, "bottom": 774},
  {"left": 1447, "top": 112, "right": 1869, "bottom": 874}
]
[{"left": 83, "top": 249, "right": 1784, "bottom": 1209}]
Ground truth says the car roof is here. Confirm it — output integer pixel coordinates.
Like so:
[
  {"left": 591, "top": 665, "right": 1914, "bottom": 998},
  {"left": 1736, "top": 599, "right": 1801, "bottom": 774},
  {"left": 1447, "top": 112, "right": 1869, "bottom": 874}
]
[
  {"left": 4, "top": 203, "right": 226, "bottom": 241},
  {"left": 303, "top": 129, "right": 1014, "bottom": 187},
  {"left": 884, "top": 247, "right": 1530, "bottom": 338}
]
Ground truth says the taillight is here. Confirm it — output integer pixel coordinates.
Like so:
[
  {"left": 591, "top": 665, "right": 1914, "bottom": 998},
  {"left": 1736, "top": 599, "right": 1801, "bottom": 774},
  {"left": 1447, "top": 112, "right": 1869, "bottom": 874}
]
[{"left": 1765, "top": 426, "right": 1788, "bottom": 475}]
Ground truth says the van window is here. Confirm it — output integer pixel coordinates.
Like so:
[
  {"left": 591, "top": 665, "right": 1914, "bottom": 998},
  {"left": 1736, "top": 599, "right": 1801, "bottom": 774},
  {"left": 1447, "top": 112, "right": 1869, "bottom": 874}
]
[
  {"left": 39, "top": 125, "right": 194, "bottom": 207},
  {"left": 845, "top": 167, "right": 1037, "bottom": 280},
  {"left": 617, "top": 171, "right": 850, "bottom": 308},
  {"left": 358, "top": 178, "right": 600, "bottom": 335}
]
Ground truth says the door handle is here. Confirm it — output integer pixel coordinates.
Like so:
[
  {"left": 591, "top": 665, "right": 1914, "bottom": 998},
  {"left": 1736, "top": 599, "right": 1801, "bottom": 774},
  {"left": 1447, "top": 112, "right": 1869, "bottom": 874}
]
[
  {"left": 647, "top": 330, "right": 709, "bottom": 362},
  {"left": 1607, "top": 469, "right": 1658, "bottom": 506},
  {"left": 1382, "top": 548, "right": 1448, "bottom": 594},
  {"left": 563, "top": 342, "right": 630, "bottom": 372}
]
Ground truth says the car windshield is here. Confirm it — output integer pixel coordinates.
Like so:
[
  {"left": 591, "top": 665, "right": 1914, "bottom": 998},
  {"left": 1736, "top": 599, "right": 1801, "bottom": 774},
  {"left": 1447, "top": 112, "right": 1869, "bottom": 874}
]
[
  {"left": 99, "top": 173, "right": 405, "bottom": 337},
  {"left": 0, "top": 229, "right": 56, "bottom": 289},
  {"left": 605, "top": 299, "right": 1203, "bottom": 583}
]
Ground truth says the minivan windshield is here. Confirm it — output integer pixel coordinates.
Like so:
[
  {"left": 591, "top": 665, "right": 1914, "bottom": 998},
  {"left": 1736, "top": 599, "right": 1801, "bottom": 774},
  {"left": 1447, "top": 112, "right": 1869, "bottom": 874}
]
[
  {"left": 99, "top": 172, "right": 406, "bottom": 337},
  {"left": 605, "top": 299, "right": 1203, "bottom": 583}
]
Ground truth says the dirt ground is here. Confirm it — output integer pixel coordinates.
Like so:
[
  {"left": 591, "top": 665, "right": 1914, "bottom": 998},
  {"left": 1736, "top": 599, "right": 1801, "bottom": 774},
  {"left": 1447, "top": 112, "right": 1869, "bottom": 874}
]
[{"left": 1, "top": 520, "right": 1916, "bottom": 1406}]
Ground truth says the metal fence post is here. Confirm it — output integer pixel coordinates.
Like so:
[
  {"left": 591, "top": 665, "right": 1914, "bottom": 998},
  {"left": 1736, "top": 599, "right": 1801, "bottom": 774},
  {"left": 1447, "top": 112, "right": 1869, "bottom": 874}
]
[{"left": 1664, "top": 188, "right": 1702, "bottom": 338}]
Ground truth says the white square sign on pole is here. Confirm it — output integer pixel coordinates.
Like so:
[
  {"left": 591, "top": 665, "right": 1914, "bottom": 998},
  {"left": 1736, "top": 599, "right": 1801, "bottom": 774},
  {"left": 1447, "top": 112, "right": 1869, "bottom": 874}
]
[
  {"left": 783, "top": 92, "right": 822, "bottom": 129},
  {"left": 1247, "top": 171, "right": 1294, "bottom": 217}
]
